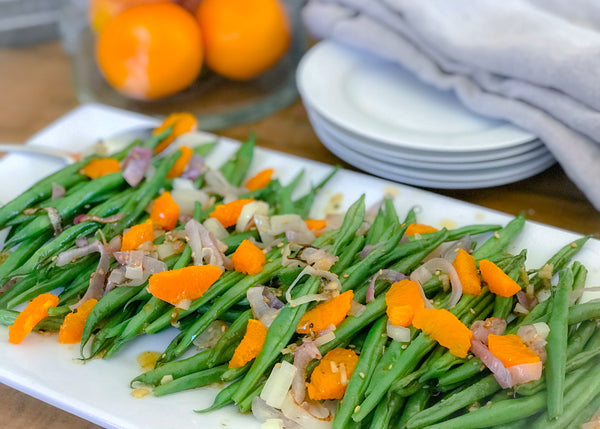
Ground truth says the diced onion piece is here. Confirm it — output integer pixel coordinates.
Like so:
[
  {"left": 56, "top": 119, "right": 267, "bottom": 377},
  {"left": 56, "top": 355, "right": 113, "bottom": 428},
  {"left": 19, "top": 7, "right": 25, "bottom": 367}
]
[
  {"left": 236, "top": 201, "right": 269, "bottom": 233},
  {"left": 260, "top": 361, "right": 297, "bottom": 409},
  {"left": 203, "top": 218, "right": 229, "bottom": 241},
  {"left": 172, "top": 178, "right": 195, "bottom": 190},
  {"left": 348, "top": 301, "right": 366, "bottom": 317},
  {"left": 313, "top": 331, "right": 336, "bottom": 348},
  {"left": 252, "top": 397, "right": 300, "bottom": 429},
  {"left": 387, "top": 319, "right": 411, "bottom": 342},
  {"left": 280, "top": 393, "right": 332, "bottom": 428},
  {"left": 171, "top": 189, "right": 210, "bottom": 216}
]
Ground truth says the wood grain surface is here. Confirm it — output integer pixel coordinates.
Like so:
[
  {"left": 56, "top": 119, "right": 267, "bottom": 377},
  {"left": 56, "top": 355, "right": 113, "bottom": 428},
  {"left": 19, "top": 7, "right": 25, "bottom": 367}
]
[{"left": 0, "top": 41, "right": 598, "bottom": 429}]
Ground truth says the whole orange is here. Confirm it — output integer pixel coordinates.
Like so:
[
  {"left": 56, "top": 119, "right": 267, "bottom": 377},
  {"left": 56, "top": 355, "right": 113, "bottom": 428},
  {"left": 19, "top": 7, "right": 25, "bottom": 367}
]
[
  {"left": 196, "top": 0, "right": 291, "bottom": 81},
  {"left": 89, "top": 0, "right": 170, "bottom": 34},
  {"left": 96, "top": 2, "right": 203, "bottom": 100}
]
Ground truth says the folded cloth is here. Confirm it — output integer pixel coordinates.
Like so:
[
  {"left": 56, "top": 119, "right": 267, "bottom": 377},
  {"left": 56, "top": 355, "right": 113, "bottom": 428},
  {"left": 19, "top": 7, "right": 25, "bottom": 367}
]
[{"left": 303, "top": 0, "right": 600, "bottom": 210}]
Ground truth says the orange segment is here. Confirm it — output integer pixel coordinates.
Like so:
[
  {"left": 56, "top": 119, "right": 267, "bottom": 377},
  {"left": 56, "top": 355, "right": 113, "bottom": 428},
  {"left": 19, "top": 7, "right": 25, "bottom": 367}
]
[
  {"left": 166, "top": 146, "right": 194, "bottom": 179},
  {"left": 121, "top": 220, "right": 155, "bottom": 251},
  {"left": 209, "top": 199, "right": 255, "bottom": 228},
  {"left": 231, "top": 239, "right": 266, "bottom": 275},
  {"left": 150, "top": 191, "right": 180, "bottom": 231},
  {"left": 480, "top": 259, "right": 521, "bottom": 297},
  {"left": 412, "top": 308, "right": 473, "bottom": 358},
  {"left": 229, "top": 319, "right": 267, "bottom": 368},
  {"left": 79, "top": 158, "right": 120, "bottom": 179},
  {"left": 305, "top": 219, "right": 327, "bottom": 232},
  {"left": 196, "top": 0, "right": 291, "bottom": 80},
  {"left": 405, "top": 223, "right": 438, "bottom": 236},
  {"left": 296, "top": 290, "right": 354, "bottom": 335},
  {"left": 307, "top": 348, "right": 359, "bottom": 400},
  {"left": 96, "top": 3, "right": 203, "bottom": 100},
  {"left": 453, "top": 249, "right": 482, "bottom": 296},
  {"left": 244, "top": 168, "right": 274, "bottom": 192},
  {"left": 58, "top": 299, "right": 98, "bottom": 344},
  {"left": 488, "top": 334, "right": 541, "bottom": 368},
  {"left": 153, "top": 113, "right": 198, "bottom": 154},
  {"left": 385, "top": 279, "right": 425, "bottom": 327},
  {"left": 9, "top": 293, "right": 59, "bottom": 344},
  {"left": 148, "top": 265, "right": 223, "bottom": 306}
]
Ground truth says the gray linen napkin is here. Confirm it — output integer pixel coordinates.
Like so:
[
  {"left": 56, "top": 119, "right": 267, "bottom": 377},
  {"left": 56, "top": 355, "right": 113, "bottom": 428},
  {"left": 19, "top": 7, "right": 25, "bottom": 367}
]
[{"left": 303, "top": 0, "right": 600, "bottom": 210}]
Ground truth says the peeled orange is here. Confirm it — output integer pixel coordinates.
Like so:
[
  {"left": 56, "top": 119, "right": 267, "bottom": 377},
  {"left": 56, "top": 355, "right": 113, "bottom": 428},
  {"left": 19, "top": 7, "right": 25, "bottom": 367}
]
[
  {"left": 196, "top": 0, "right": 291, "bottom": 81},
  {"left": 96, "top": 2, "right": 203, "bottom": 100}
]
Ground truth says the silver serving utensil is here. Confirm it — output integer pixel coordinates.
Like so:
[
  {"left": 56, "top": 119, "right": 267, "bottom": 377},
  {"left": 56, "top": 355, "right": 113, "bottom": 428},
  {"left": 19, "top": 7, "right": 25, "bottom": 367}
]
[{"left": 0, "top": 126, "right": 155, "bottom": 165}]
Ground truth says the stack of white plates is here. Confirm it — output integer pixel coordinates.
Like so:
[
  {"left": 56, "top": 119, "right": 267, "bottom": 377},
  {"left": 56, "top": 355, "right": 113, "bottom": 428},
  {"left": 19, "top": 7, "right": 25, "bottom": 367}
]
[{"left": 296, "top": 41, "right": 555, "bottom": 189}]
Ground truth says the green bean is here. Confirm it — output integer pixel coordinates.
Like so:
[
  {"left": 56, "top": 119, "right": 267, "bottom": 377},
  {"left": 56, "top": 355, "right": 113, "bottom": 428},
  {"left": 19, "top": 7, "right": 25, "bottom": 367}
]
[
  {"left": 546, "top": 268, "right": 572, "bottom": 418},
  {"left": 195, "top": 378, "right": 242, "bottom": 413},
  {"left": 12, "top": 188, "right": 136, "bottom": 276},
  {"left": 567, "top": 320, "right": 597, "bottom": 359},
  {"left": 396, "top": 387, "right": 430, "bottom": 429},
  {"left": 331, "top": 235, "right": 365, "bottom": 275},
  {"left": 333, "top": 316, "right": 388, "bottom": 429},
  {"left": 219, "top": 136, "right": 254, "bottom": 186},
  {"left": 152, "top": 364, "right": 228, "bottom": 397},
  {"left": 221, "top": 362, "right": 251, "bottom": 382},
  {"left": 237, "top": 379, "right": 266, "bottom": 413},
  {"left": 564, "top": 391, "right": 600, "bottom": 429},
  {"left": 471, "top": 213, "right": 525, "bottom": 261},
  {"left": 80, "top": 284, "right": 146, "bottom": 355},
  {"left": 529, "top": 235, "right": 590, "bottom": 290},
  {"left": 530, "top": 359, "right": 600, "bottom": 429},
  {"left": 208, "top": 309, "right": 253, "bottom": 367},
  {"left": 4, "top": 256, "right": 96, "bottom": 309},
  {"left": 407, "top": 375, "right": 499, "bottom": 428},
  {"left": 369, "top": 392, "right": 405, "bottom": 429},
  {"left": 5, "top": 171, "right": 128, "bottom": 248},
  {"left": 354, "top": 332, "right": 436, "bottom": 422},
  {"left": 365, "top": 200, "right": 391, "bottom": 246},
  {"left": 0, "top": 160, "right": 92, "bottom": 228},
  {"left": 0, "top": 232, "right": 51, "bottom": 285},
  {"left": 425, "top": 361, "right": 592, "bottom": 429}
]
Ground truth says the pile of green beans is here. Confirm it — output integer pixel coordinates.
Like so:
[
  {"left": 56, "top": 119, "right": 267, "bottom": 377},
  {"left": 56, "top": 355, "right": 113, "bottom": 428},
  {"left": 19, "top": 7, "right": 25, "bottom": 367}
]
[{"left": 1, "top": 129, "right": 600, "bottom": 429}]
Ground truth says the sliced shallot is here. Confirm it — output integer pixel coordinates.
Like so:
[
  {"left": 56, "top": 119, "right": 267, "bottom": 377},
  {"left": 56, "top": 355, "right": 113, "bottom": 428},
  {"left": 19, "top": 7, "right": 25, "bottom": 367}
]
[
  {"left": 74, "top": 213, "right": 125, "bottom": 225},
  {"left": 291, "top": 341, "right": 321, "bottom": 403},
  {"left": 51, "top": 183, "right": 65, "bottom": 200},
  {"left": 43, "top": 207, "right": 63, "bottom": 236},
  {"left": 121, "top": 146, "right": 152, "bottom": 187},
  {"left": 470, "top": 338, "right": 512, "bottom": 388},
  {"left": 410, "top": 258, "right": 462, "bottom": 308}
]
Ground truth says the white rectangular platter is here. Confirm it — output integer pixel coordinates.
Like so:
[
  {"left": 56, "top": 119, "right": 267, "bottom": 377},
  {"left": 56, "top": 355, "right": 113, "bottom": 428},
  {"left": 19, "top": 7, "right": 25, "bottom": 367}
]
[{"left": 0, "top": 103, "right": 598, "bottom": 429}]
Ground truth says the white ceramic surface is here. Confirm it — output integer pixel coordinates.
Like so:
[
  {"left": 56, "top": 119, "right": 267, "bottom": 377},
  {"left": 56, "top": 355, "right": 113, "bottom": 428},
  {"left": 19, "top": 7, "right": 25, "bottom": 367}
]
[
  {"left": 297, "top": 41, "right": 536, "bottom": 152},
  {"left": 0, "top": 104, "right": 598, "bottom": 429},
  {"left": 306, "top": 105, "right": 552, "bottom": 171}
]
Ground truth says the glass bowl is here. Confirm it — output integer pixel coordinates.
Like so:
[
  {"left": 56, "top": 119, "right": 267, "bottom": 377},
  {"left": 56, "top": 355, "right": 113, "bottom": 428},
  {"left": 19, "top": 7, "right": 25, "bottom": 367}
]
[{"left": 67, "top": 0, "right": 306, "bottom": 131}]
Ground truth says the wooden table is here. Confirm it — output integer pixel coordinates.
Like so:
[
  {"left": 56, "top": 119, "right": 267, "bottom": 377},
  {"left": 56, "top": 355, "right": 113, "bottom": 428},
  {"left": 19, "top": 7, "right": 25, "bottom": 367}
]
[{"left": 0, "top": 41, "right": 598, "bottom": 429}]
